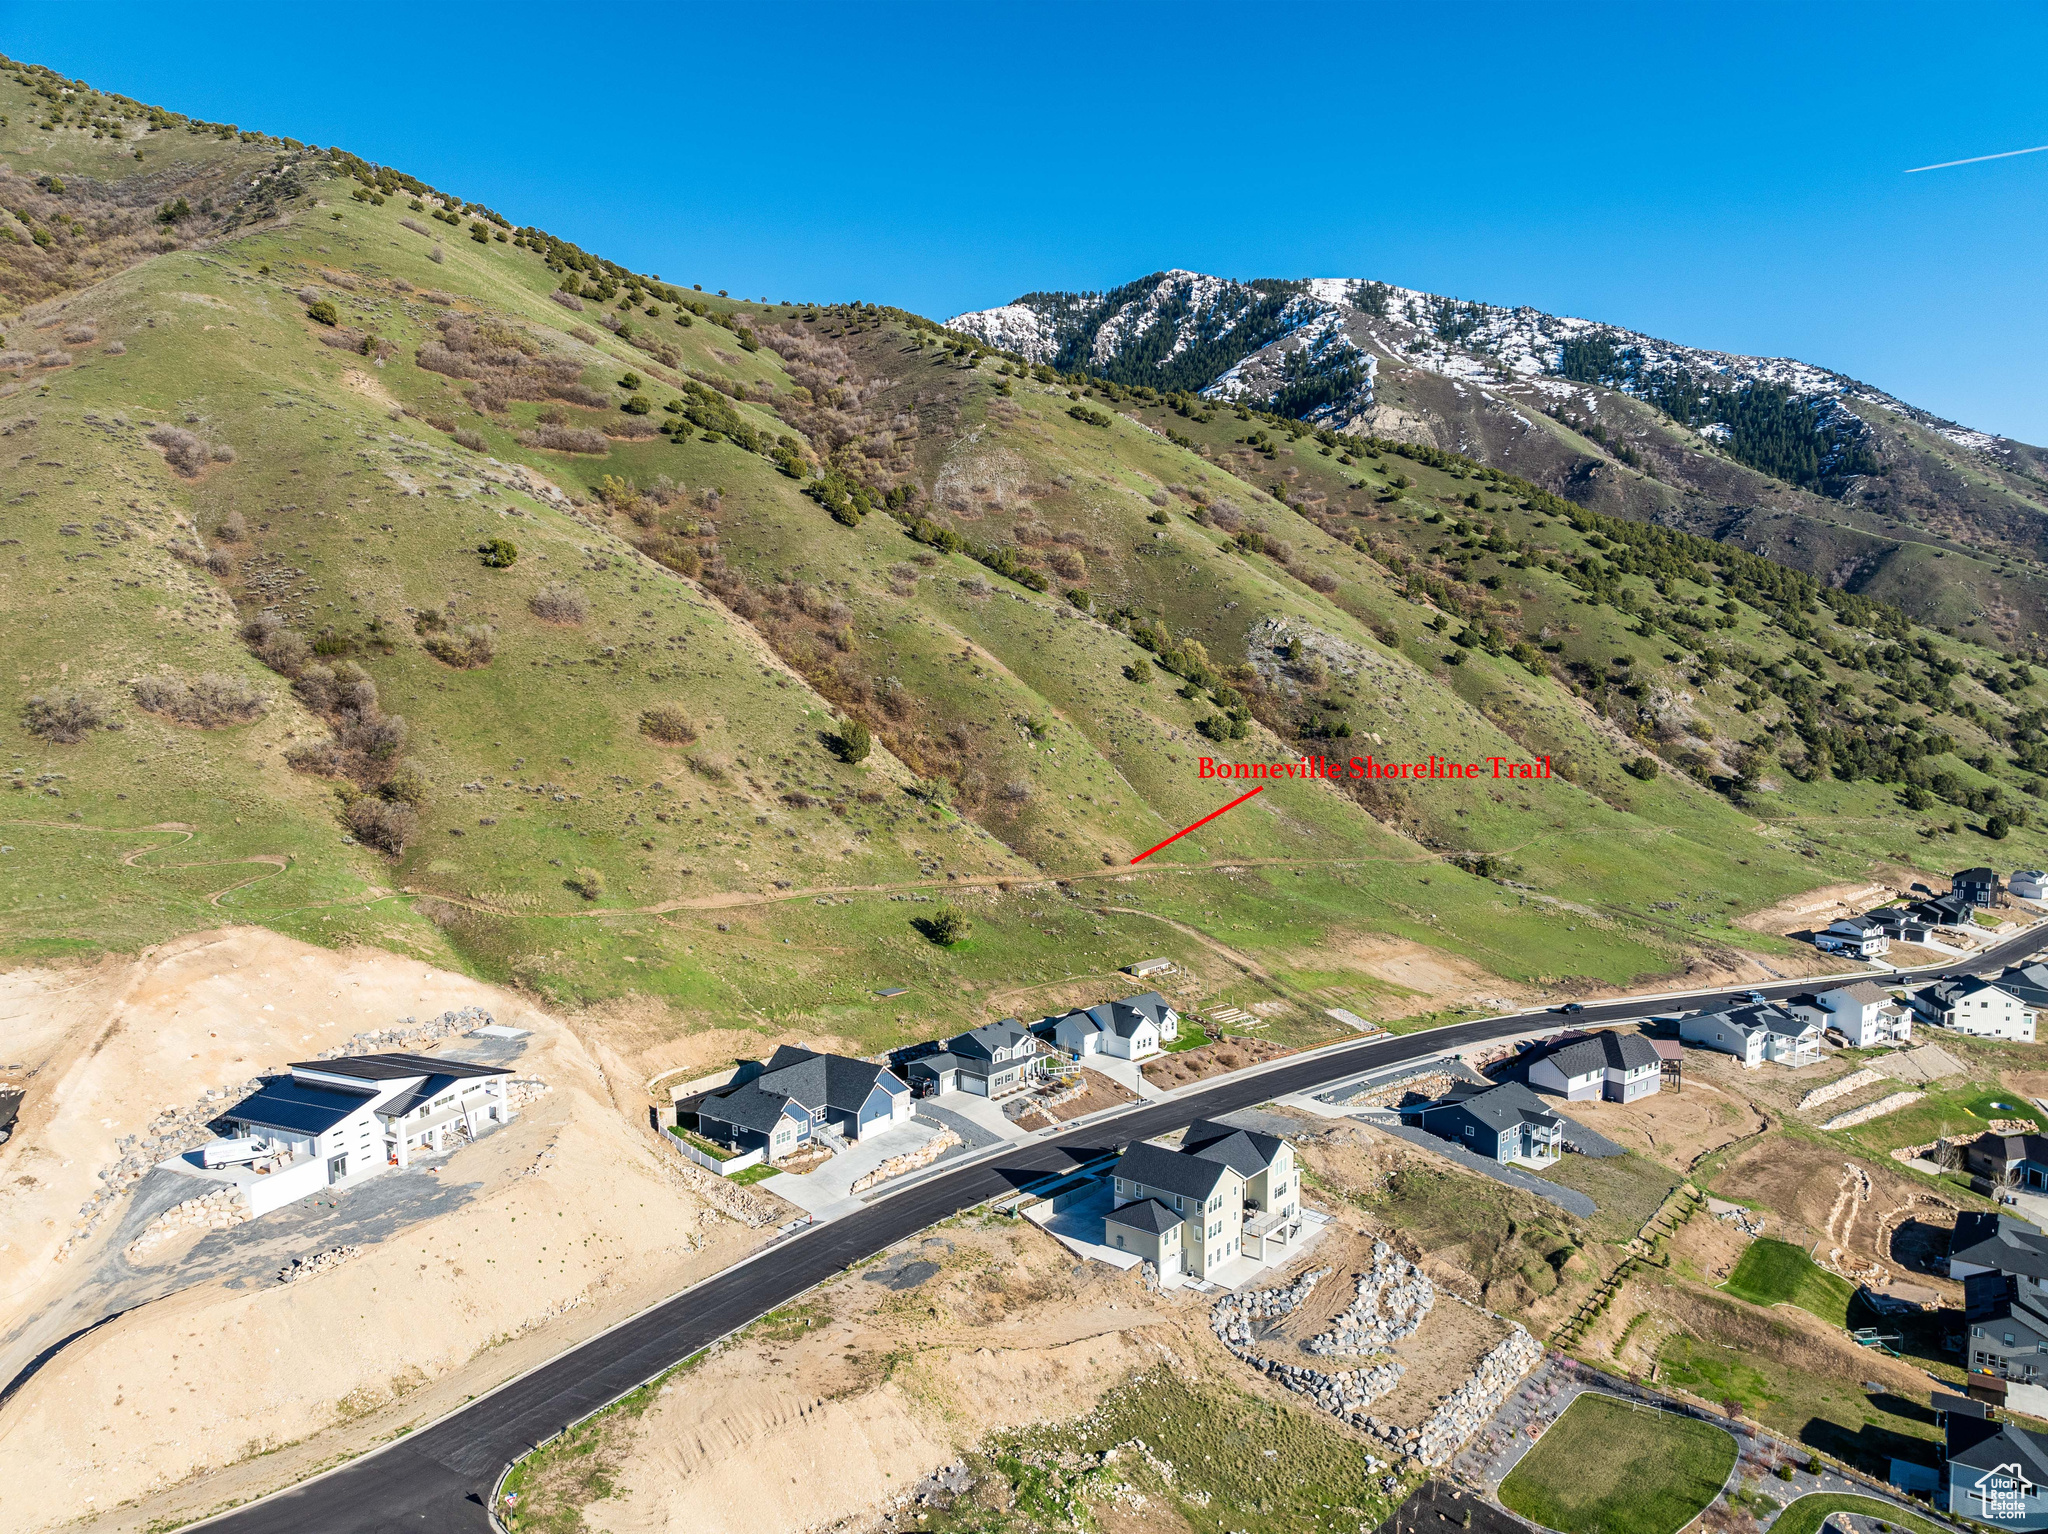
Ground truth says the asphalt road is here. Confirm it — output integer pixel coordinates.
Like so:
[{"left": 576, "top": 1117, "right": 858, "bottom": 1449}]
[{"left": 193, "top": 924, "right": 2048, "bottom": 1533}]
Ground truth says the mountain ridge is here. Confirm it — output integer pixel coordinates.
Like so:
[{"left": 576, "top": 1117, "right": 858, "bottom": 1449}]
[{"left": 950, "top": 270, "right": 2048, "bottom": 641}]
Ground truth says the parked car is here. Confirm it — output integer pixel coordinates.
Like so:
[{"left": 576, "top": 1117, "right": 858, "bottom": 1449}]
[{"left": 1554, "top": 1002, "right": 1585, "bottom": 1015}]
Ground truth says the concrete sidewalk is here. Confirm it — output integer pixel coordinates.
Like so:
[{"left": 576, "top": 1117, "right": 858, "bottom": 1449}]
[{"left": 1086, "top": 1054, "right": 1164, "bottom": 1101}]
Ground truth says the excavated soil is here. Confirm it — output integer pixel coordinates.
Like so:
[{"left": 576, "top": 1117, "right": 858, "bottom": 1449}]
[{"left": 0, "top": 928, "right": 778, "bottom": 1534}]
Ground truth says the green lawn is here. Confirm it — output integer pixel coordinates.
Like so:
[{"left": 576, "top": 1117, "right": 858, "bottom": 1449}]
[
  {"left": 1769, "top": 1492, "right": 1947, "bottom": 1534},
  {"left": 1500, "top": 1392, "right": 1737, "bottom": 1534},
  {"left": 1723, "top": 1238, "right": 1854, "bottom": 1326}
]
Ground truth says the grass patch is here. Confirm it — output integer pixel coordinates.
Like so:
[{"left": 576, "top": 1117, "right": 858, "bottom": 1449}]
[
  {"left": 1770, "top": 1493, "right": 1947, "bottom": 1534},
  {"left": 1723, "top": 1238, "right": 1854, "bottom": 1326},
  {"left": 1499, "top": 1392, "right": 1736, "bottom": 1534},
  {"left": 728, "top": 1162, "right": 780, "bottom": 1186},
  {"left": 1658, "top": 1336, "right": 1781, "bottom": 1412},
  {"left": 666, "top": 1124, "right": 740, "bottom": 1160}
]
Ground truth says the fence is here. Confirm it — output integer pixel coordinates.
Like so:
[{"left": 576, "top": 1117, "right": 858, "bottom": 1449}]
[{"left": 664, "top": 1129, "right": 766, "bottom": 1177}]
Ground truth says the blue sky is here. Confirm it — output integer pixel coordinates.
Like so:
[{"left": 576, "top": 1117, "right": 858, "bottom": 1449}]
[{"left": 7, "top": 0, "right": 2047, "bottom": 439}]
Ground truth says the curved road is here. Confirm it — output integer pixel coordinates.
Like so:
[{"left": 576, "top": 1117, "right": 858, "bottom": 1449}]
[{"left": 195, "top": 927, "right": 2048, "bottom": 1533}]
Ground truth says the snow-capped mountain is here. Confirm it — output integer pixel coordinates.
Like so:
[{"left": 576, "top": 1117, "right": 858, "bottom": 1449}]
[{"left": 949, "top": 270, "right": 2032, "bottom": 485}]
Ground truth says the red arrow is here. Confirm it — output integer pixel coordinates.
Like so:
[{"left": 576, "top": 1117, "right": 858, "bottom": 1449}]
[{"left": 1129, "top": 785, "right": 1266, "bottom": 865}]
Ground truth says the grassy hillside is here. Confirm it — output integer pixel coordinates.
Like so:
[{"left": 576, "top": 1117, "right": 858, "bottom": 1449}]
[{"left": 5, "top": 52, "right": 2048, "bottom": 1073}]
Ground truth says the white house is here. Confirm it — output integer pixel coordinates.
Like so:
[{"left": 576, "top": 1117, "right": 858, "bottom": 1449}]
[
  {"left": 1915, "top": 977, "right": 2036, "bottom": 1042},
  {"left": 1814, "top": 914, "right": 1889, "bottom": 959},
  {"left": 1051, "top": 991, "right": 1179, "bottom": 1062},
  {"left": 1526, "top": 1030, "right": 1663, "bottom": 1102},
  {"left": 1815, "top": 981, "right": 1913, "bottom": 1047},
  {"left": 1679, "top": 1004, "right": 1824, "bottom": 1067},
  {"left": 1104, "top": 1121, "right": 1300, "bottom": 1282},
  {"left": 2012, "top": 870, "right": 2048, "bottom": 903},
  {"left": 219, "top": 1051, "right": 515, "bottom": 1206}
]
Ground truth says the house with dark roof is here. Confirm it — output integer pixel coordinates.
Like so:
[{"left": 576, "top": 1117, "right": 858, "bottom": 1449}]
[
  {"left": 1416, "top": 1081, "right": 1563, "bottom": 1166},
  {"left": 1814, "top": 981, "right": 1912, "bottom": 1047},
  {"left": 1955, "top": 868, "right": 2005, "bottom": 909},
  {"left": 906, "top": 1020, "right": 1047, "bottom": 1099},
  {"left": 1180, "top": 1118, "right": 1302, "bottom": 1261},
  {"left": 1908, "top": 892, "right": 1977, "bottom": 929},
  {"left": 1945, "top": 1409, "right": 2048, "bottom": 1524},
  {"left": 1868, "top": 906, "right": 1935, "bottom": 945},
  {"left": 1950, "top": 1212, "right": 2048, "bottom": 1282},
  {"left": 1679, "top": 1003, "right": 1823, "bottom": 1067},
  {"left": 1525, "top": 1030, "right": 1663, "bottom": 1103},
  {"left": 1813, "top": 913, "right": 1890, "bottom": 959},
  {"left": 1914, "top": 976, "right": 2036, "bottom": 1042},
  {"left": 1050, "top": 991, "right": 1179, "bottom": 1062},
  {"left": 696, "top": 1045, "right": 910, "bottom": 1160},
  {"left": 221, "top": 1051, "right": 515, "bottom": 1200},
  {"left": 1967, "top": 1135, "right": 2048, "bottom": 1194}
]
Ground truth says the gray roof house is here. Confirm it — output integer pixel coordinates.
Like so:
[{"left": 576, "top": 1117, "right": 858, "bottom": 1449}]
[
  {"left": 1967, "top": 1135, "right": 2048, "bottom": 1194},
  {"left": 1813, "top": 980, "right": 1913, "bottom": 1047},
  {"left": 1914, "top": 976, "right": 2036, "bottom": 1042},
  {"left": 905, "top": 1019, "right": 1047, "bottom": 1099},
  {"left": 1525, "top": 1030, "right": 1663, "bottom": 1103},
  {"left": 1950, "top": 1211, "right": 2048, "bottom": 1282},
  {"left": 697, "top": 1044, "right": 910, "bottom": 1159},
  {"left": 1104, "top": 1128, "right": 1304, "bottom": 1283},
  {"left": 1416, "top": 1081, "right": 1563, "bottom": 1166},
  {"left": 1945, "top": 1410, "right": 2048, "bottom": 1524},
  {"left": 1679, "top": 1003, "right": 1823, "bottom": 1067},
  {"left": 1051, "top": 991, "right": 1180, "bottom": 1062}
]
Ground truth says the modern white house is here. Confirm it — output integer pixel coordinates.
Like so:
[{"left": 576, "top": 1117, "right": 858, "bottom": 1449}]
[
  {"left": 1813, "top": 914, "right": 1890, "bottom": 959},
  {"left": 1914, "top": 977, "right": 2036, "bottom": 1042},
  {"left": 217, "top": 1051, "right": 516, "bottom": 1211},
  {"left": 1814, "top": 981, "right": 1913, "bottom": 1047},
  {"left": 1679, "top": 1004, "right": 1824, "bottom": 1067},
  {"left": 2012, "top": 870, "right": 2048, "bottom": 903},
  {"left": 1051, "top": 991, "right": 1179, "bottom": 1062},
  {"left": 1526, "top": 1030, "right": 1663, "bottom": 1102},
  {"left": 1103, "top": 1121, "right": 1300, "bottom": 1281}
]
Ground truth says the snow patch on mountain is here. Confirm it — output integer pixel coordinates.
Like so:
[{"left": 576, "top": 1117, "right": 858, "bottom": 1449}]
[{"left": 950, "top": 302, "right": 1061, "bottom": 363}]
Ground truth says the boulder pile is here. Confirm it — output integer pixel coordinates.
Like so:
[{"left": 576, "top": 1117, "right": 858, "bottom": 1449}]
[
  {"left": 125, "top": 1187, "right": 250, "bottom": 1261},
  {"left": 278, "top": 1245, "right": 362, "bottom": 1284},
  {"left": 1406, "top": 1328, "right": 1544, "bottom": 1465},
  {"left": 1306, "top": 1241, "right": 1434, "bottom": 1355},
  {"left": 1211, "top": 1266, "right": 1405, "bottom": 1418}
]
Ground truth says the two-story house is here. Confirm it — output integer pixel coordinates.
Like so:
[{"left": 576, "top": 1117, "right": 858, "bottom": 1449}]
[
  {"left": 222, "top": 1051, "right": 516, "bottom": 1195},
  {"left": 1050, "top": 991, "right": 1180, "bottom": 1062},
  {"left": 696, "top": 1045, "right": 911, "bottom": 1160},
  {"left": 1525, "top": 1030, "right": 1663, "bottom": 1103},
  {"left": 1944, "top": 1410, "right": 2048, "bottom": 1526},
  {"left": 2011, "top": 870, "right": 2048, "bottom": 903},
  {"left": 1955, "top": 868, "right": 2005, "bottom": 909},
  {"left": 1814, "top": 981, "right": 1913, "bottom": 1047},
  {"left": 1814, "top": 914, "right": 1891, "bottom": 959},
  {"left": 1178, "top": 1118, "right": 1301, "bottom": 1262},
  {"left": 1105, "top": 1139, "right": 1245, "bottom": 1281},
  {"left": 1679, "top": 1004, "right": 1824, "bottom": 1067},
  {"left": 1915, "top": 977, "right": 2036, "bottom": 1042},
  {"left": 905, "top": 1019, "right": 1046, "bottom": 1099},
  {"left": 1415, "top": 1081, "right": 1563, "bottom": 1166},
  {"left": 1967, "top": 1135, "right": 2048, "bottom": 1195}
]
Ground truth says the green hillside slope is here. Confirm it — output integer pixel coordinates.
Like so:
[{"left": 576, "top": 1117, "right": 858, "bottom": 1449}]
[{"left": 6, "top": 53, "right": 2048, "bottom": 1063}]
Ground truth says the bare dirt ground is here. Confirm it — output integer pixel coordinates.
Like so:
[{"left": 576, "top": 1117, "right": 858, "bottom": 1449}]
[
  {"left": 1554, "top": 1082, "right": 1762, "bottom": 1172},
  {"left": 1735, "top": 882, "right": 1896, "bottom": 937},
  {"left": 1708, "top": 1133, "right": 1963, "bottom": 1297},
  {"left": 1142, "top": 1035, "right": 1294, "bottom": 1090},
  {"left": 0, "top": 928, "right": 780, "bottom": 1534},
  {"left": 1009, "top": 1067, "right": 1137, "bottom": 1130}
]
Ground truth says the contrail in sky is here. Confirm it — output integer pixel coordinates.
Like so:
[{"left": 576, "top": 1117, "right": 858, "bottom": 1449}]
[{"left": 1905, "top": 143, "right": 2048, "bottom": 173}]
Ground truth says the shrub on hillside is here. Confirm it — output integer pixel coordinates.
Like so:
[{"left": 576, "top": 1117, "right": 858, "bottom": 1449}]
[
  {"left": 132, "top": 672, "right": 268, "bottom": 728},
  {"left": 422, "top": 625, "right": 495, "bottom": 669},
  {"left": 520, "top": 424, "right": 607, "bottom": 454},
  {"left": 215, "top": 511, "right": 247, "bottom": 542},
  {"left": 567, "top": 867, "right": 606, "bottom": 901},
  {"left": 348, "top": 796, "right": 417, "bottom": 855},
  {"left": 24, "top": 690, "right": 107, "bottom": 742},
  {"left": 549, "top": 289, "right": 584, "bottom": 310},
  {"left": 529, "top": 583, "right": 588, "bottom": 625},
  {"left": 452, "top": 427, "right": 487, "bottom": 452},
  {"left": 477, "top": 538, "right": 518, "bottom": 567},
  {"left": 148, "top": 425, "right": 212, "bottom": 477},
  {"left": 639, "top": 704, "right": 697, "bottom": 745},
  {"left": 915, "top": 907, "right": 970, "bottom": 946},
  {"left": 306, "top": 299, "right": 338, "bottom": 327},
  {"left": 832, "top": 717, "right": 871, "bottom": 764},
  {"left": 244, "top": 613, "right": 310, "bottom": 676}
]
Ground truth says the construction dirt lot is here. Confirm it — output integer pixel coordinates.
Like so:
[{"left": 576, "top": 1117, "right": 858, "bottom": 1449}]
[
  {"left": 0, "top": 927, "right": 792, "bottom": 1534},
  {"left": 514, "top": 1195, "right": 1513, "bottom": 1534}
]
